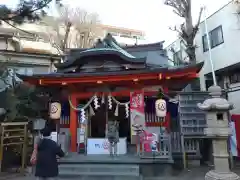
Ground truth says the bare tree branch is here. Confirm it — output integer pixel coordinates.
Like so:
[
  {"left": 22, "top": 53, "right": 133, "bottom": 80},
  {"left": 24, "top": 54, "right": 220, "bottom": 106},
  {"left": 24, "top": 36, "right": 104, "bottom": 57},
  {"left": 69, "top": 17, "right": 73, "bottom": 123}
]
[
  {"left": 42, "top": 6, "right": 101, "bottom": 51},
  {"left": 73, "top": 8, "right": 101, "bottom": 48},
  {"left": 195, "top": 7, "right": 203, "bottom": 28},
  {"left": 169, "top": 26, "right": 182, "bottom": 36},
  {"left": 165, "top": 0, "right": 203, "bottom": 63}
]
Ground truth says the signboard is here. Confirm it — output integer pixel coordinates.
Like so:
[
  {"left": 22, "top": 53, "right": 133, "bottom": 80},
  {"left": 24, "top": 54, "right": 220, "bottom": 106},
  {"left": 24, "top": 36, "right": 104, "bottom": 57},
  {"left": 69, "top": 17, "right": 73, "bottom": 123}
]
[
  {"left": 230, "top": 115, "right": 240, "bottom": 157},
  {"left": 230, "top": 121, "right": 237, "bottom": 156},
  {"left": 140, "top": 132, "right": 159, "bottom": 152},
  {"left": 87, "top": 138, "right": 127, "bottom": 155},
  {"left": 130, "top": 91, "right": 145, "bottom": 142}
]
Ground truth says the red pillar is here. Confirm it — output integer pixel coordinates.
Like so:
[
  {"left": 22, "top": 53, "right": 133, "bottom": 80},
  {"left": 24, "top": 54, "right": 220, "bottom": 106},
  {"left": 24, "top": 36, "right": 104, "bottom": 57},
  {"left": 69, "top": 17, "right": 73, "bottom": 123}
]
[{"left": 70, "top": 94, "right": 77, "bottom": 152}]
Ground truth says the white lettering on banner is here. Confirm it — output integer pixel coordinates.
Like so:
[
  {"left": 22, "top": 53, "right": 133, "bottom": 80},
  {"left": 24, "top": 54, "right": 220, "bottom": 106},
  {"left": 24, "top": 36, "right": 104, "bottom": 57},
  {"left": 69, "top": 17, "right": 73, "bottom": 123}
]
[
  {"left": 93, "top": 140, "right": 109, "bottom": 149},
  {"left": 102, "top": 140, "right": 109, "bottom": 149},
  {"left": 87, "top": 138, "right": 127, "bottom": 155},
  {"left": 131, "top": 94, "right": 143, "bottom": 108}
]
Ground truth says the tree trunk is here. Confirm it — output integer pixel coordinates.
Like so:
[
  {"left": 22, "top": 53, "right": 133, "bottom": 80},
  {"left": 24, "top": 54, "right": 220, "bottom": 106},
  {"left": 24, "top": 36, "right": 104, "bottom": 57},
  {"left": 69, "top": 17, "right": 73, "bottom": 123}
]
[
  {"left": 61, "top": 22, "right": 72, "bottom": 51},
  {"left": 186, "top": 45, "right": 196, "bottom": 63},
  {"left": 185, "top": 0, "right": 193, "bottom": 35}
]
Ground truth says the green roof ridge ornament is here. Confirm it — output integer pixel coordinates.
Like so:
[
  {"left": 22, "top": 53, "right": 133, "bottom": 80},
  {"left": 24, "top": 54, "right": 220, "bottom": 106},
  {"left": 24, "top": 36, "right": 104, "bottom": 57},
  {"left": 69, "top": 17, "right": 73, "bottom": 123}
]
[{"left": 105, "top": 36, "right": 135, "bottom": 58}]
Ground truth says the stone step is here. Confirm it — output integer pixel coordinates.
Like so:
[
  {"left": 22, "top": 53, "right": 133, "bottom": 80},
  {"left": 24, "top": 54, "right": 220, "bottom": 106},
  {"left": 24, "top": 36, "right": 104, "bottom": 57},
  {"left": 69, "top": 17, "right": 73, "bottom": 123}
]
[
  {"left": 59, "top": 163, "right": 140, "bottom": 177},
  {"left": 58, "top": 176, "right": 142, "bottom": 180}
]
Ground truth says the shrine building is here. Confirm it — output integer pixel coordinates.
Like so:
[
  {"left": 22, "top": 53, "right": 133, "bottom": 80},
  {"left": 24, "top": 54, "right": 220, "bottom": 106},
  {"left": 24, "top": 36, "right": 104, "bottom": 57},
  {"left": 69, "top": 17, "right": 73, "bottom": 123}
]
[{"left": 17, "top": 34, "right": 203, "bottom": 155}]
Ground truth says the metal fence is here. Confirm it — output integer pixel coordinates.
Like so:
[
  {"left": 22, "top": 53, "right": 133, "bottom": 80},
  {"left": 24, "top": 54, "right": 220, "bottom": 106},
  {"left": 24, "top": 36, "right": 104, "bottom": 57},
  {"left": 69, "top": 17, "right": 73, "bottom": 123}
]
[{"left": 178, "top": 92, "right": 209, "bottom": 136}]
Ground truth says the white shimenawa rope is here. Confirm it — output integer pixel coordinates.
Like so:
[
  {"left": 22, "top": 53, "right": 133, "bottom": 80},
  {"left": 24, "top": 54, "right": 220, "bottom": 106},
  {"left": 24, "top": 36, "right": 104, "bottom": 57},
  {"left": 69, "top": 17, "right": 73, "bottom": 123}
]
[
  {"left": 68, "top": 93, "right": 130, "bottom": 117},
  {"left": 109, "top": 93, "right": 130, "bottom": 118},
  {"left": 110, "top": 94, "right": 130, "bottom": 105},
  {"left": 68, "top": 94, "right": 97, "bottom": 124},
  {"left": 68, "top": 94, "right": 96, "bottom": 111}
]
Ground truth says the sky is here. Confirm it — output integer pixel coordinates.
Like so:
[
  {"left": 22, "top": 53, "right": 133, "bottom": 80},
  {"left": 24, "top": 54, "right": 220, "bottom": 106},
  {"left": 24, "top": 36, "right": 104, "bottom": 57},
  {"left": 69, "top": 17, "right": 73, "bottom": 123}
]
[{"left": 1, "top": 0, "right": 231, "bottom": 46}]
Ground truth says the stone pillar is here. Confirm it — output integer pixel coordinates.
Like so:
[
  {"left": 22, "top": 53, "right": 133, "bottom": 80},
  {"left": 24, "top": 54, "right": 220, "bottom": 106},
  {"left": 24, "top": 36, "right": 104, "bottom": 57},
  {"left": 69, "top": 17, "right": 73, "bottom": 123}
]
[{"left": 198, "top": 85, "right": 239, "bottom": 180}]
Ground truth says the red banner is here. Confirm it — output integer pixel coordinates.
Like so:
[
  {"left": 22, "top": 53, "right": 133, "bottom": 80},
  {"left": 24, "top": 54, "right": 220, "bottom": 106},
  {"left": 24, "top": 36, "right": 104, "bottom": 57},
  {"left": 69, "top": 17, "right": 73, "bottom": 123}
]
[
  {"left": 130, "top": 91, "right": 145, "bottom": 137},
  {"left": 130, "top": 91, "right": 145, "bottom": 114}
]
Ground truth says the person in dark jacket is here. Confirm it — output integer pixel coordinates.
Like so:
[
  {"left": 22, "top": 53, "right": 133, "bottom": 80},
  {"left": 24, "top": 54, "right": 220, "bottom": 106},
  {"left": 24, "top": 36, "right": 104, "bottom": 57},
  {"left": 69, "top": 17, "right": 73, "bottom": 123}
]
[{"left": 35, "top": 127, "right": 64, "bottom": 180}]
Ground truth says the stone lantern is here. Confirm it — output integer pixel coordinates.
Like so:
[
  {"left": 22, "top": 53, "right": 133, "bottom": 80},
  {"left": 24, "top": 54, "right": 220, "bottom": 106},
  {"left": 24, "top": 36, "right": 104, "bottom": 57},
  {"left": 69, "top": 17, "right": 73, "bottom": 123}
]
[{"left": 198, "top": 85, "right": 239, "bottom": 180}]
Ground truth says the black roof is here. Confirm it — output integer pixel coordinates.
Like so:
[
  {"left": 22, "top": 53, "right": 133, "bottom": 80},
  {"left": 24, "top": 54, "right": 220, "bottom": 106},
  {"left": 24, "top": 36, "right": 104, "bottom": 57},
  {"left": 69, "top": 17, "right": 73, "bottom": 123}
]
[
  {"left": 55, "top": 34, "right": 146, "bottom": 70},
  {"left": 17, "top": 61, "right": 204, "bottom": 79}
]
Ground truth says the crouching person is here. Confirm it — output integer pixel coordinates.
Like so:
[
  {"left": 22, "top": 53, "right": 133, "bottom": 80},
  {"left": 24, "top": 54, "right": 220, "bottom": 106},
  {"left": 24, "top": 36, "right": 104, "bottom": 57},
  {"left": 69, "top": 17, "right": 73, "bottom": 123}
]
[{"left": 35, "top": 128, "right": 65, "bottom": 180}]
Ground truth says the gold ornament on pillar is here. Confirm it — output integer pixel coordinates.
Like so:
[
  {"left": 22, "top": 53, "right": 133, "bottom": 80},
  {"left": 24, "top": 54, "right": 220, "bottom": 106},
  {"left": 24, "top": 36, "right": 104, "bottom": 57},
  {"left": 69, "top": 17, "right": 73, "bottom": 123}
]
[
  {"left": 155, "top": 88, "right": 167, "bottom": 118},
  {"left": 50, "top": 102, "right": 62, "bottom": 120}
]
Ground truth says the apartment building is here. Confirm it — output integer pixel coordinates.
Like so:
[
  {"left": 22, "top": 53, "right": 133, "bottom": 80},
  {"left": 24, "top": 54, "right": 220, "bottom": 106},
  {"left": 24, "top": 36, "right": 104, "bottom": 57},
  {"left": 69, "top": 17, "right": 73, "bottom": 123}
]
[
  {"left": 166, "top": 0, "right": 240, "bottom": 114},
  {"left": 0, "top": 17, "right": 146, "bottom": 48},
  {"left": 99, "top": 24, "right": 147, "bottom": 46},
  {"left": 0, "top": 27, "right": 60, "bottom": 75}
]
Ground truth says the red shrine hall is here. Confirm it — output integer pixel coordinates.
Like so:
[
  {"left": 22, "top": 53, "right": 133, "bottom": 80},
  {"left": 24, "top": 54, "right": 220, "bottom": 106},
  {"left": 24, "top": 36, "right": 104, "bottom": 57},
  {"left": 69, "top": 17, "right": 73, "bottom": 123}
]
[{"left": 18, "top": 34, "right": 203, "bottom": 155}]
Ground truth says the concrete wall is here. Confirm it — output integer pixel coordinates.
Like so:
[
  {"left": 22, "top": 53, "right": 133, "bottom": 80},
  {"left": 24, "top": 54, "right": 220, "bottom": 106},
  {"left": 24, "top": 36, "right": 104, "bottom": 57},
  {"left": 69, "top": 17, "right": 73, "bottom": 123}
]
[
  {"left": 165, "top": 1, "right": 240, "bottom": 114},
  {"left": 194, "top": 1, "right": 240, "bottom": 88},
  {"left": 130, "top": 50, "right": 168, "bottom": 66},
  {"left": 194, "top": 1, "right": 240, "bottom": 114},
  {"left": 166, "top": 1, "right": 240, "bottom": 84},
  {"left": 0, "top": 53, "right": 55, "bottom": 74},
  {"left": 126, "top": 43, "right": 169, "bottom": 67},
  {"left": 0, "top": 37, "right": 59, "bottom": 74}
]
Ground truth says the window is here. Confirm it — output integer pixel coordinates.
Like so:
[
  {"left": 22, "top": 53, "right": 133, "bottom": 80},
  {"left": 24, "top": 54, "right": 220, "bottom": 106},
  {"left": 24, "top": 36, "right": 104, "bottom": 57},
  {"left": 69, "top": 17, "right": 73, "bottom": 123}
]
[
  {"left": 120, "top": 33, "right": 132, "bottom": 38},
  {"left": 26, "top": 68, "right": 33, "bottom": 75},
  {"left": 205, "top": 79, "right": 214, "bottom": 90},
  {"left": 173, "top": 50, "right": 182, "bottom": 65},
  {"left": 109, "top": 32, "right": 119, "bottom": 36},
  {"left": 14, "top": 67, "right": 33, "bottom": 75},
  {"left": 202, "top": 25, "right": 224, "bottom": 52},
  {"left": 132, "top": 35, "right": 144, "bottom": 40},
  {"left": 217, "top": 75, "right": 224, "bottom": 89},
  {"left": 202, "top": 35, "right": 209, "bottom": 52},
  {"left": 210, "top": 26, "right": 224, "bottom": 48},
  {"left": 15, "top": 68, "right": 25, "bottom": 75},
  {"left": 229, "top": 73, "right": 240, "bottom": 84}
]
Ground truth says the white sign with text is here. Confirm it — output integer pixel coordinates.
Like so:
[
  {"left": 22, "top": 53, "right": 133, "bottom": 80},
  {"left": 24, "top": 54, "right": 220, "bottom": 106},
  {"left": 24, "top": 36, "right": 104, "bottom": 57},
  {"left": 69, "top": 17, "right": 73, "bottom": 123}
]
[
  {"left": 87, "top": 138, "right": 127, "bottom": 155},
  {"left": 51, "top": 132, "right": 58, "bottom": 142}
]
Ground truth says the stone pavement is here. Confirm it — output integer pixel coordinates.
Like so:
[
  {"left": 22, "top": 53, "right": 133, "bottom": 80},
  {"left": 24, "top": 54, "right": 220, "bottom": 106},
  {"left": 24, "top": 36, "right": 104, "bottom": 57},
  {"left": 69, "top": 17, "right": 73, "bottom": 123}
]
[{"left": 3, "top": 167, "right": 240, "bottom": 180}]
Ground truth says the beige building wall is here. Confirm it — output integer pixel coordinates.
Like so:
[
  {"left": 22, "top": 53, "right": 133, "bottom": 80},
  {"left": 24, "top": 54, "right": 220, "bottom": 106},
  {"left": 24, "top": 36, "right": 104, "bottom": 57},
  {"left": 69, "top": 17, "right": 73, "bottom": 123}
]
[{"left": 0, "top": 20, "right": 146, "bottom": 49}]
